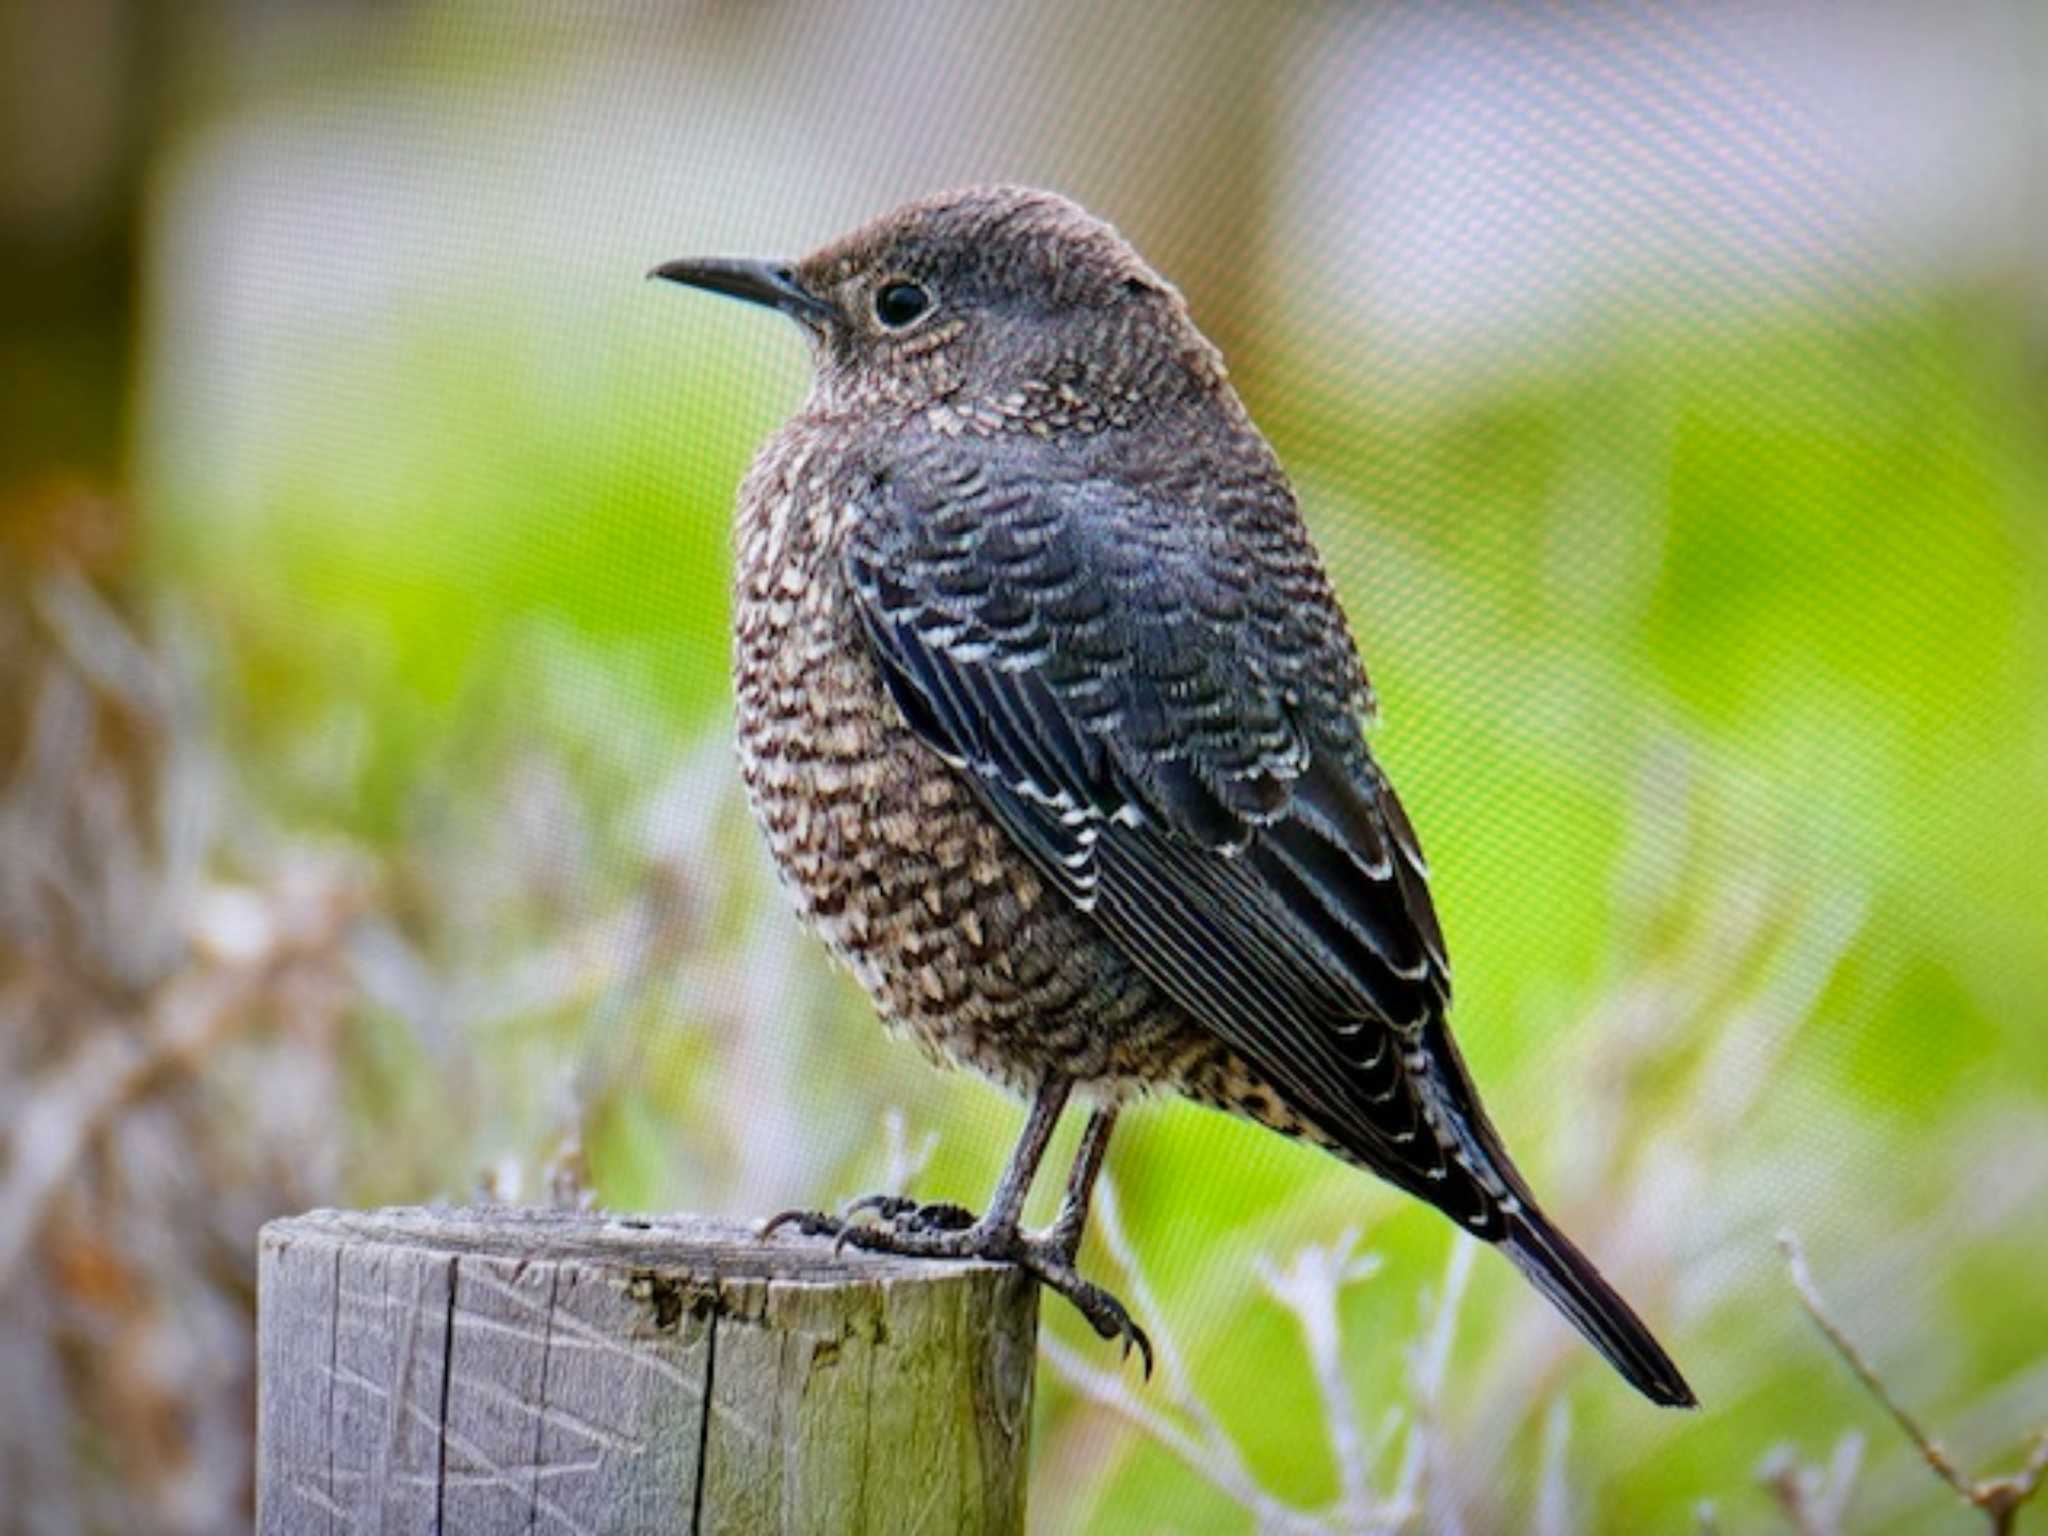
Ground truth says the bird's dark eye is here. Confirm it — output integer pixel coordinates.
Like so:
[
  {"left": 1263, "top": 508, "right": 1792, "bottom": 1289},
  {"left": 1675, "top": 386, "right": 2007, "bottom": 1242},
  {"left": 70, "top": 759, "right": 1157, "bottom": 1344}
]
[{"left": 874, "top": 281, "right": 932, "bottom": 329}]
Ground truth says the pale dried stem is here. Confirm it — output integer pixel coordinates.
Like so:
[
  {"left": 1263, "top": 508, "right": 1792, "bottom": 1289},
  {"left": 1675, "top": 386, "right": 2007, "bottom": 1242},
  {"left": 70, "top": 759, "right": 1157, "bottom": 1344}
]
[
  {"left": 1780, "top": 1231, "right": 2048, "bottom": 1533},
  {"left": 1039, "top": 1334, "right": 1329, "bottom": 1536},
  {"left": 1089, "top": 1177, "right": 1263, "bottom": 1496},
  {"left": 1044, "top": 1175, "right": 1437, "bottom": 1535},
  {"left": 1392, "top": 1234, "right": 1476, "bottom": 1529},
  {"left": 1535, "top": 1399, "right": 1573, "bottom": 1536},
  {"left": 1256, "top": 1229, "right": 1381, "bottom": 1520},
  {"left": 1780, "top": 1232, "right": 1969, "bottom": 1497},
  {"left": 881, "top": 1107, "right": 938, "bottom": 1200}
]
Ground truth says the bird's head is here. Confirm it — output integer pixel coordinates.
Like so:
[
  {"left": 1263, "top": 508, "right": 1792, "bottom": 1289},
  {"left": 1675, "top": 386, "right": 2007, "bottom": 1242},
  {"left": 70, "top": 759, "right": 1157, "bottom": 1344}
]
[{"left": 652, "top": 185, "right": 1225, "bottom": 424}]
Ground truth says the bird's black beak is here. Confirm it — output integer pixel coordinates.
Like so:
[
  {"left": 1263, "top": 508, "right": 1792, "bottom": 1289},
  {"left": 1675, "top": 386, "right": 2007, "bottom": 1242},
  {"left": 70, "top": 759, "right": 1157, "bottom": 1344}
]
[{"left": 647, "top": 257, "right": 833, "bottom": 324}]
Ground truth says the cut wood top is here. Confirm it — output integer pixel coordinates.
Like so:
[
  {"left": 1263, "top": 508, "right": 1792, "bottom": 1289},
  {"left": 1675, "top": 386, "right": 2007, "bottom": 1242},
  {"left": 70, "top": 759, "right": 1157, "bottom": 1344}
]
[{"left": 265, "top": 1204, "right": 1019, "bottom": 1281}]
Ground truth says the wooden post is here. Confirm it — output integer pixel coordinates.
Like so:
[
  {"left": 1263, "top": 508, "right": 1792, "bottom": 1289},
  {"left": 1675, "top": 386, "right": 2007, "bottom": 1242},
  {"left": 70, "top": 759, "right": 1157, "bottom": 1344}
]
[{"left": 256, "top": 1206, "right": 1038, "bottom": 1535}]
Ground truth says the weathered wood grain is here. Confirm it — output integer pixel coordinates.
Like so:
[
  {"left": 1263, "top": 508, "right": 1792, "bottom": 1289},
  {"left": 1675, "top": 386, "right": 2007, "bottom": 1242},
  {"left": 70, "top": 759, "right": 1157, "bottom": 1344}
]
[{"left": 256, "top": 1207, "right": 1037, "bottom": 1535}]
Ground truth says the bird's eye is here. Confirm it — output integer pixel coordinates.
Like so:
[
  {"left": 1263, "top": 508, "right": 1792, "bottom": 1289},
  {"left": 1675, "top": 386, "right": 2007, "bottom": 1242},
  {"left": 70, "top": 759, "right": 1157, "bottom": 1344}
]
[{"left": 874, "top": 280, "right": 932, "bottom": 329}]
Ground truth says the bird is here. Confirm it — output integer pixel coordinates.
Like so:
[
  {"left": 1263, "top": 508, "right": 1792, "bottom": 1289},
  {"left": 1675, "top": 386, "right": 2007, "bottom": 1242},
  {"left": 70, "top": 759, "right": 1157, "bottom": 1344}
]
[{"left": 651, "top": 185, "right": 1696, "bottom": 1407}]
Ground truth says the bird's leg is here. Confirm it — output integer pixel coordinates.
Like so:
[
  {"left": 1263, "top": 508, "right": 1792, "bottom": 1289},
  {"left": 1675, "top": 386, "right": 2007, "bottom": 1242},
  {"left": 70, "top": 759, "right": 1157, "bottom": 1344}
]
[
  {"left": 1009, "top": 1103, "right": 1151, "bottom": 1375},
  {"left": 967, "top": 1073, "right": 1073, "bottom": 1237},
  {"left": 1034, "top": 1102, "right": 1117, "bottom": 1264},
  {"left": 762, "top": 1084, "right": 1151, "bottom": 1374},
  {"left": 761, "top": 1076, "right": 1070, "bottom": 1246}
]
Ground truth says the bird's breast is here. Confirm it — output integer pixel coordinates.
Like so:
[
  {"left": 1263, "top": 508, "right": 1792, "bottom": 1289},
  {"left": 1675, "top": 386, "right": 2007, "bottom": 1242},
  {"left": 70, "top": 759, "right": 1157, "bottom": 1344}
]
[
  {"left": 729, "top": 451, "right": 1029, "bottom": 1031},
  {"left": 726, "top": 438, "right": 1188, "bottom": 1086}
]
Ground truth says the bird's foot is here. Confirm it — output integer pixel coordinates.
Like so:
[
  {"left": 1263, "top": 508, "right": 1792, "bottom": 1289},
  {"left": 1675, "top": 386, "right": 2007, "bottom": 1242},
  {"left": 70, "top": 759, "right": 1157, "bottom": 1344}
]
[
  {"left": 762, "top": 1202, "right": 1151, "bottom": 1377},
  {"left": 758, "top": 1194, "right": 976, "bottom": 1247}
]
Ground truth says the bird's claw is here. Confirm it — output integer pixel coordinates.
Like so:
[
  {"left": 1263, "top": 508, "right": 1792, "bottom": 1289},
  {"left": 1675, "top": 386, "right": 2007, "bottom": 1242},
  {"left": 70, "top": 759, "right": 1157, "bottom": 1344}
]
[
  {"left": 1020, "top": 1253, "right": 1153, "bottom": 1379},
  {"left": 759, "top": 1207, "right": 843, "bottom": 1240}
]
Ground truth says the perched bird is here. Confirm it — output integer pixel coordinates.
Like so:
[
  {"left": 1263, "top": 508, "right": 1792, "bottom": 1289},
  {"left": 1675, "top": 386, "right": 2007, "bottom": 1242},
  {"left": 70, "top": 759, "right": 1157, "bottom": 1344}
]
[{"left": 652, "top": 186, "right": 1695, "bottom": 1407}]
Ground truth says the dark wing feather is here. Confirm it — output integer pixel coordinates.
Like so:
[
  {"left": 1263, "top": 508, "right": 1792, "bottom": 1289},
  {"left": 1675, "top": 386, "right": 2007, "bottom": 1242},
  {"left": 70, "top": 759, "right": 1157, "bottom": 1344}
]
[
  {"left": 845, "top": 433, "right": 1466, "bottom": 1193},
  {"left": 846, "top": 432, "right": 1698, "bottom": 1409}
]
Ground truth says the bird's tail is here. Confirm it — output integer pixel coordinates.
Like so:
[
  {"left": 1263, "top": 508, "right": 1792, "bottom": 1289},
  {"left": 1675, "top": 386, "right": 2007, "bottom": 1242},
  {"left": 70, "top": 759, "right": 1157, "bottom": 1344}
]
[
  {"left": 1497, "top": 1198, "right": 1697, "bottom": 1408},
  {"left": 1410, "top": 1017, "right": 1697, "bottom": 1408}
]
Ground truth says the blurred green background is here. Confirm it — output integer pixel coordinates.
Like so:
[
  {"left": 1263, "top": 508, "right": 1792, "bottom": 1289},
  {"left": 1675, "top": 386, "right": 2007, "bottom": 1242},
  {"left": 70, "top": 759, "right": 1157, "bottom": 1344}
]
[{"left": 4, "top": 2, "right": 2045, "bottom": 1532}]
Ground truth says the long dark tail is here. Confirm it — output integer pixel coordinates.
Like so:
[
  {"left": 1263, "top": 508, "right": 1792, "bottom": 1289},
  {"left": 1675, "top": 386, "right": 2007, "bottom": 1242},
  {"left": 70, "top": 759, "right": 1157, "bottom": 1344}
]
[
  {"left": 1408, "top": 1017, "right": 1698, "bottom": 1408},
  {"left": 1498, "top": 1199, "right": 1697, "bottom": 1408}
]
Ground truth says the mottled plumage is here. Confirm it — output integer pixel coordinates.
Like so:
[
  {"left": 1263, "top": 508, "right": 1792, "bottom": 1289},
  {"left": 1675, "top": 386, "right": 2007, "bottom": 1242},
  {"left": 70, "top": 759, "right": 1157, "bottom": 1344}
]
[{"left": 655, "top": 186, "right": 1694, "bottom": 1407}]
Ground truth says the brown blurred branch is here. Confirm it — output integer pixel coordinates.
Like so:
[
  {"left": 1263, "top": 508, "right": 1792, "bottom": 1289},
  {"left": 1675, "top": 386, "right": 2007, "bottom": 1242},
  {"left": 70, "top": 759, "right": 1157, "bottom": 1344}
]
[
  {"left": 1757, "top": 1433, "right": 1864, "bottom": 1536},
  {"left": 0, "top": 968, "right": 247, "bottom": 1289},
  {"left": 1780, "top": 1231, "right": 2048, "bottom": 1534}
]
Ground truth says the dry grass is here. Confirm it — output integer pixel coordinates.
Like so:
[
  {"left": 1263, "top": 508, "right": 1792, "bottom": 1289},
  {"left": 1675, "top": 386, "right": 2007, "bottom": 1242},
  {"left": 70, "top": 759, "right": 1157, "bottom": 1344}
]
[{"left": 1, "top": 535, "right": 365, "bottom": 1532}]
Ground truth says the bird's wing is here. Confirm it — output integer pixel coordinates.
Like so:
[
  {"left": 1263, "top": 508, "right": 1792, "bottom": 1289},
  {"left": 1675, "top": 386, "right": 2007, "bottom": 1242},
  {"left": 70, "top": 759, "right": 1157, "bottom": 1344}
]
[{"left": 845, "top": 435, "right": 1501, "bottom": 1216}]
